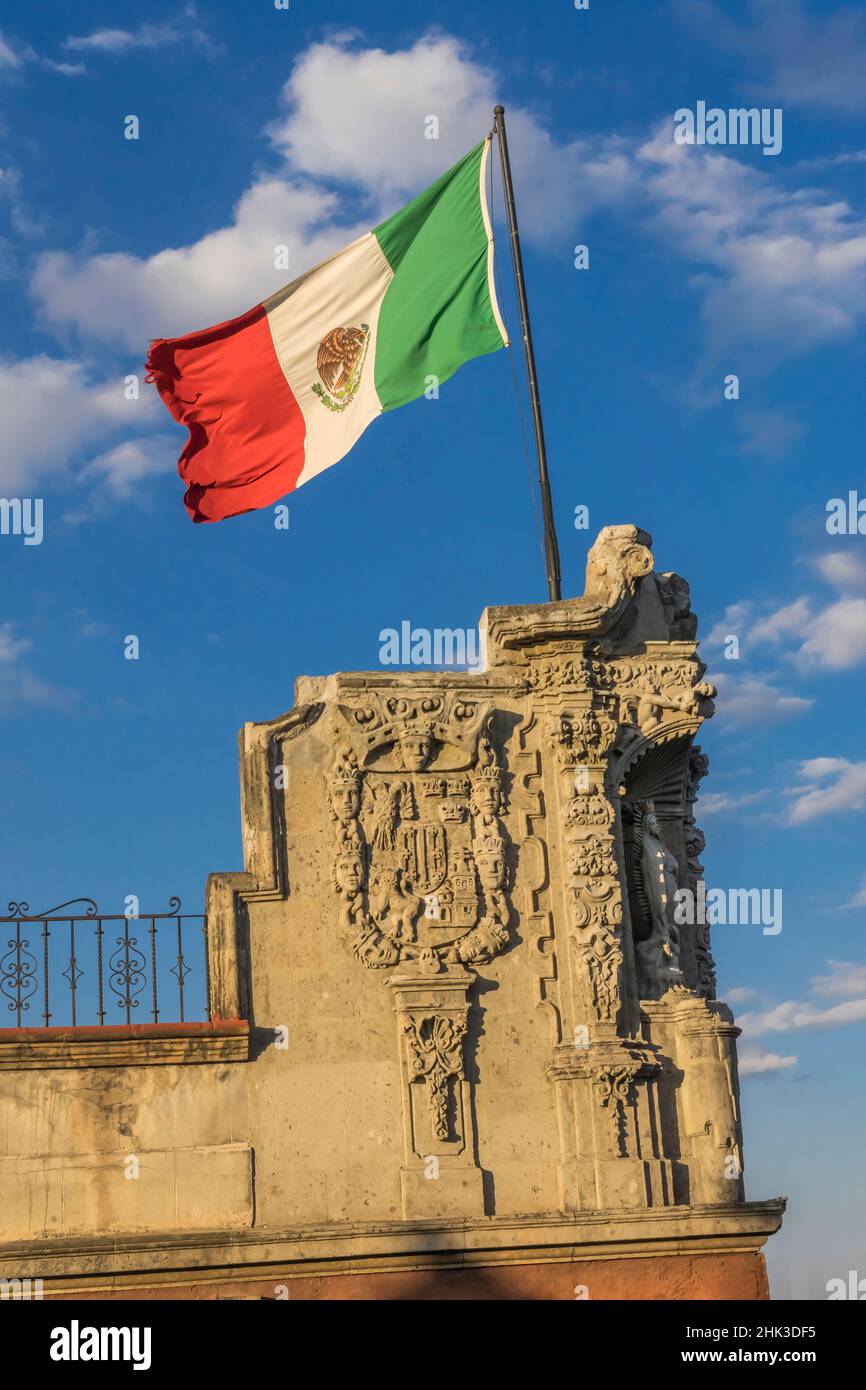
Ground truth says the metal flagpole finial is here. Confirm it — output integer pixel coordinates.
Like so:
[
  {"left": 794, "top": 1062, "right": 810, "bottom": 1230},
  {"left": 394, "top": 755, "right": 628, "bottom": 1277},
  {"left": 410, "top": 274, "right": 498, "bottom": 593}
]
[{"left": 491, "top": 104, "right": 562, "bottom": 603}]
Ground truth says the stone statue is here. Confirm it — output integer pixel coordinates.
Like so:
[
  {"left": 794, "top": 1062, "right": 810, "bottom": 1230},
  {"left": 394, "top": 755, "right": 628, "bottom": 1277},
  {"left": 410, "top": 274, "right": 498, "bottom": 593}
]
[{"left": 636, "top": 810, "right": 683, "bottom": 995}]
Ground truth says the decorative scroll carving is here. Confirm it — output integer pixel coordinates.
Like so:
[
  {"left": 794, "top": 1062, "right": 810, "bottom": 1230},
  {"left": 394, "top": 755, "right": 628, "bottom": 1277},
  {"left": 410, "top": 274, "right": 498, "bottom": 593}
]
[
  {"left": 569, "top": 882, "right": 623, "bottom": 1023},
  {"left": 403, "top": 1014, "right": 467, "bottom": 1141},
  {"left": 593, "top": 1064, "right": 640, "bottom": 1158},
  {"left": 548, "top": 707, "right": 618, "bottom": 767},
  {"left": 549, "top": 703, "right": 625, "bottom": 1027},
  {"left": 568, "top": 833, "right": 618, "bottom": 880},
  {"left": 526, "top": 651, "right": 714, "bottom": 743},
  {"left": 583, "top": 525, "right": 655, "bottom": 609},
  {"left": 686, "top": 746, "right": 710, "bottom": 803},
  {"left": 524, "top": 649, "right": 615, "bottom": 695},
  {"left": 565, "top": 783, "right": 615, "bottom": 829}
]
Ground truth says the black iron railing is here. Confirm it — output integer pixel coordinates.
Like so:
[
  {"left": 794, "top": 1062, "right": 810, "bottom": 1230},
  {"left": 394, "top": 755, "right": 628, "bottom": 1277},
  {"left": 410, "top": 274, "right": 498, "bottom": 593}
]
[{"left": 0, "top": 899, "right": 210, "bottom": 1028}]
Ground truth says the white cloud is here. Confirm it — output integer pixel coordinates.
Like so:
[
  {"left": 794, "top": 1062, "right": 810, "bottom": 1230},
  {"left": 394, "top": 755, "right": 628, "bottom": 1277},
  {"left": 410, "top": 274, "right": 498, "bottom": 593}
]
[
  {"left": 0, "top": 623, "right": 75, "bottom": 715},
  {"left": 795, "top": 150, "right": 866, "bottom": 172},
  {"left": 0, "top": 166, "right": 45, "bottom": 240},
  {"left": 0, "top": 30, "right": 27, "bottom": 69},
  {"left": 635, "top": 123, "right": 866, "bottom": 357},
  {"left": 708, "top": 671, "right": 812, "bottom": 728},
  {"left": 738, "top": 1048, "right": 797, "bottom": 1076},
  {"left": 711, "top": 561, "right": 866, "bottom": 672},
  {"left": 736, "top": 408, "right": 805, "bottom": 460},
  {"left": 267, "top": 35, "right": 632, "bottom": 240},
  {"left": 814, "top": 551, "right": 866, "bottom": 591},
  {"left": 727, "top": 986, "right": 761, "bottom": 1004},
  {"left": 64, "top": 26, "right": 178, "bottom": 53},
  {"left": 42, "top": 60, "right": 86, "bottom": 77},
  {"left": 32, "top": 179, "right": 355, "bottom": 351},
  {"left": 797, "top": 597, "right": 866, "bottom": 670},
  {"left": 706, "top": 601, "right": 754, "bottom": 647},
  {"left": 841, "top": 878, "right": 866, "bottom": 911},
  {"left": 63, "top": 6, "right": 217, "bottom": 57},
  {"left": 268, "top": 36, "right": 495, "bottom": 195},
  {"left": 75, "top": 437, "right": 174, "bottom": 505},
  {"left": 735, "top": 950, "right": 866, "bottom": 1053},
  {"left": 784, "top": 757, "right": 866, "bottom": 824},
  {"left": 739, "top": 995, "right": 866, "bottom": 1036},
  {"left": 812, "top": 959, "right": 866, "bottom": 996},
  {"left": 0, "top": 354, "right": 159, "bottom": 494},
  {"left": 67, "top": 436, "right": 176, "bottom": 519},
  {"left": 74, "top": 609, "right": 108, "bottom": 639},
  {"left": 749, "top": 596, "right": 812, "bottom": 646}
]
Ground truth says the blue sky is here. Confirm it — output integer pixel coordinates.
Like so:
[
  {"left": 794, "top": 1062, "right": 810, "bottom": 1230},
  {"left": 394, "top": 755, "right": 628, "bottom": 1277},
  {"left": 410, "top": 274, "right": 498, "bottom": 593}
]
[{"left": 2, "top": 0, "right": 865, "bottom": 1299}]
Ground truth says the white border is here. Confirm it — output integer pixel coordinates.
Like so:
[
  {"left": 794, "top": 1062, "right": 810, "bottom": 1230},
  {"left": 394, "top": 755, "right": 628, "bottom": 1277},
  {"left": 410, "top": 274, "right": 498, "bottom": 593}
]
[{"left": 479, "top": 136, "right": 510, "bottom": 348}]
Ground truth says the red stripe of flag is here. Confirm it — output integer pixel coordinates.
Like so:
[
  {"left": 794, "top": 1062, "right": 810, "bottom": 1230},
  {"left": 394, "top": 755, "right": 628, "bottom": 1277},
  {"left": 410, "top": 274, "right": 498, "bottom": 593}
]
[{"left": 146, "top": 304, "right": 306, "bottom": 523}]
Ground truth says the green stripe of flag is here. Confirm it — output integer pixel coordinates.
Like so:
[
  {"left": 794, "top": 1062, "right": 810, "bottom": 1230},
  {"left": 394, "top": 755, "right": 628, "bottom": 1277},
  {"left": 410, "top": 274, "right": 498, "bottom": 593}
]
[{"left": 372, "top": 140, "right": 507, "bottom": 411}]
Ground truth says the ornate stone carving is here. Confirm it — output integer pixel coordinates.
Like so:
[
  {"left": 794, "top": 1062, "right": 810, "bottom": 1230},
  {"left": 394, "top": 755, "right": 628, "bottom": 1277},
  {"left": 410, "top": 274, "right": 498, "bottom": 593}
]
[
  {"left": 483, "top": 524, "right": 656, "bottom": 660},
  {"left": 569, "top": 884, "right": 623, "bottom": 1023},
  {"left": 656, "top": 572, "right": 698, "bottom": 640},
  {"left": 341, "top": 691, "right": 487, "bottom": 768},
  {"left": 548, "top": 706, "right": 618, "bottom": 767},
  {"left": 524, "top": 656, "right": 592, "bottom": 693},
  {"left": 593, "top": 1064, "right": 640, "bottom": 1158},
  {"left": 403, "top": 1014, "right": 467, "bottom": 1141},
  {"left": 583, "top": 524, "right": 656, "bottom": 609},
  {"left": 686, "top": 746, "right": 710, "bottom": 803},
  {"left": 328, "top": 707, "right": 515, "bottom": 972},
  {"left": 609, "top": 657, "right": 715, "bottom": 734},
  {"left": 568, "top": 832, "right": 619, "bottom": 880},
  {"left": 546, "top": 697, "right": 626, "bottom": 1027},
  {"left": 565, "top": 783, "right": 615, "bottom": 829}
]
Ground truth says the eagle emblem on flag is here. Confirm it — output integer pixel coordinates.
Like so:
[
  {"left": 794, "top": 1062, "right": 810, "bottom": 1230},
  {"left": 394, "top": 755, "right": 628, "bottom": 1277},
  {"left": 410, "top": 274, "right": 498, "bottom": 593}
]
[{"left": 312, "top": 323, "right": 371, "bottom": 412}]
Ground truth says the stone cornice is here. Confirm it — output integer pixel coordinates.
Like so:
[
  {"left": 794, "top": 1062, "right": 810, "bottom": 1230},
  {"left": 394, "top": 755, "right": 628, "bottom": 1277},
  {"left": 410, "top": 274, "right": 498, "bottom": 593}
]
[
  {"left": 0, "top": 1019, "right": 249, "bottom": 1070},
  {"left": 0, "top": 1200, "right": 786, "bottom": 1294}
]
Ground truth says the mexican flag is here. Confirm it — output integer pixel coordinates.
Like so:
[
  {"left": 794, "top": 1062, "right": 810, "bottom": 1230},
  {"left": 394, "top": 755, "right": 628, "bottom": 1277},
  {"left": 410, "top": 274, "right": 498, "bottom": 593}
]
[{"left": 146, "top": 139, "right": 508, "bottom": 522}]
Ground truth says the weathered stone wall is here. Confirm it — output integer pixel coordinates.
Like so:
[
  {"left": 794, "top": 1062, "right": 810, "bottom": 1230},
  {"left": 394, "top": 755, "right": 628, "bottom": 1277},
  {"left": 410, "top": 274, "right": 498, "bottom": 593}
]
[{"left": 0, "top": 1062, "right": 250, "bottom": 1240}]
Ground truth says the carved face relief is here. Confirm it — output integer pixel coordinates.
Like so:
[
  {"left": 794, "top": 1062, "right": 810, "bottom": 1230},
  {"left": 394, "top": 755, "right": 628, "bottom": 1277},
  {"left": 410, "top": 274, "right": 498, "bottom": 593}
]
[
  {"left": 470, "top": 779, "right": 500, "bottom": 819},
  {"left": 396, "top": 731, "right": 434, "bottom": 772},
  {"left": 335, "top": 852, "right": 366, "bottom": 897},
  {"left": 475, "top": 841, "right": 506, "bottom": 892},
  {"left": 330, "top": 783, "right": 360, "bottom": 822}
]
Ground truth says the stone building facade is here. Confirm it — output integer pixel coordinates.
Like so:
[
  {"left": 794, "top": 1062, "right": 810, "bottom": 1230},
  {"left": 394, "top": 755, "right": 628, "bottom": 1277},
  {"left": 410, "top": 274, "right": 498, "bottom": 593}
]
[{"left": 0, "top": 525, "right": 783, "bottom": 1299}]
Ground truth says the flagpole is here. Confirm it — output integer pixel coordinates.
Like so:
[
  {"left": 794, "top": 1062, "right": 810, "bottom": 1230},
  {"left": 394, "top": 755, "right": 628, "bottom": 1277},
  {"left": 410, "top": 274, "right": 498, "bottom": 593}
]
[{"left": 493, "top": 104, "right": 562, "bottom": 603}]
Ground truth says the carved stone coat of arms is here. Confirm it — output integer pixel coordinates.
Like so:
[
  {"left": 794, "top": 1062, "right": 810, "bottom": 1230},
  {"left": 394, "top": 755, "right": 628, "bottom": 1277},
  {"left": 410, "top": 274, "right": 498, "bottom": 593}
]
[{"left": 328, "top": 694, "right": 514, "bottom": 973}]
